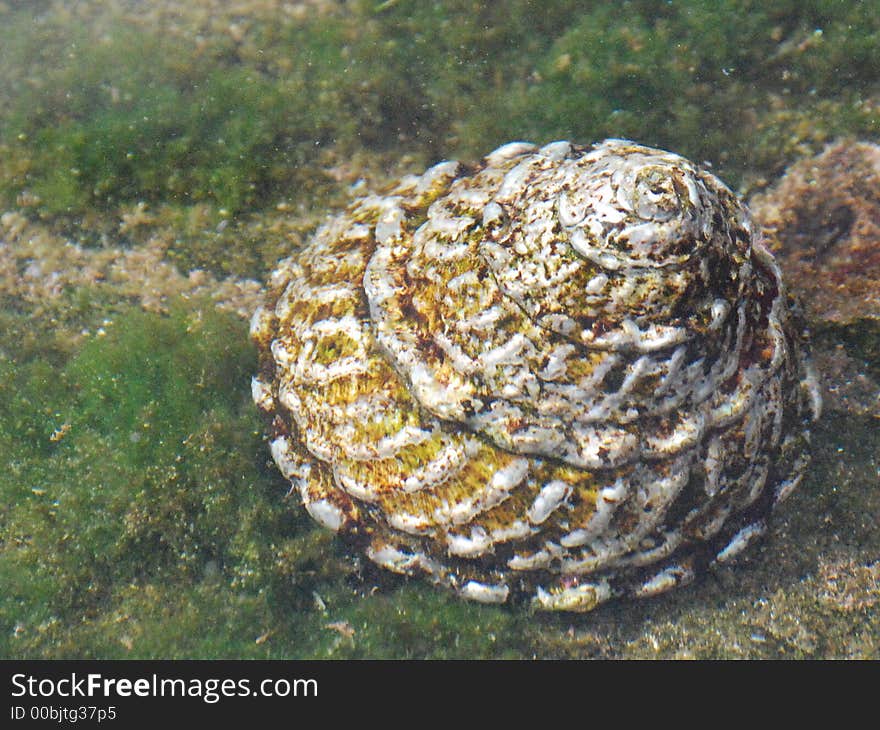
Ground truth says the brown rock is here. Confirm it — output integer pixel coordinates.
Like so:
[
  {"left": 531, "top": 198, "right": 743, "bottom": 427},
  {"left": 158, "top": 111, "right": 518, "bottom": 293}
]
[{"left": 750, "top": 139, "right": 880, "bottom": 325}]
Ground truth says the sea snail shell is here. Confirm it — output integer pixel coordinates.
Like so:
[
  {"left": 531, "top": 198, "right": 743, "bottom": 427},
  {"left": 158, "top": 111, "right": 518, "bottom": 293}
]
[{"left": 251, "top": 139, "right": 821, "bottom": 612}]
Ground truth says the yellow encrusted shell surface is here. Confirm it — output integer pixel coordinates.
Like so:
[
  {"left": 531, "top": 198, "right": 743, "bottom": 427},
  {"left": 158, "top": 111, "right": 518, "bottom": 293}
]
[{"left": 251, "top": 139, "right": 821, "bottom": 612}]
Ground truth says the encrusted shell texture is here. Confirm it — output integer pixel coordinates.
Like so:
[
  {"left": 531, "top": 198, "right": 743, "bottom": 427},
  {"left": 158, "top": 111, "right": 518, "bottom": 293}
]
[{"left": 251, "top": 139, "right": 820, "bottom": 612}]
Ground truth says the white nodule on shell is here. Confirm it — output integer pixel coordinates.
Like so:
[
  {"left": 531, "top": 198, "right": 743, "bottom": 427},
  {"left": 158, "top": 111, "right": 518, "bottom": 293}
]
[
  {"left": 269, "top": 338, "right": 294, "bottom": 369},
  {"left": 375, "top": 202, "right": 406, "bottom": 244},
  {"left": 802, "top": 363, "right": 824, "bottom": 422},
  {"left": 532, "top": 581, "right": 612, "bottom": 613},
  {"left": 251, "top": 376, "right": 274, "bottom": 411},
  {"left": 710, "top": 298, "right": 731, "bottom": 330},
  {"left": 596, "top": 251, "right": 623, "bottom": 270},
  {"left": 773, "top": 474, "right": 802, "bottom": 505},
  {"left": 557, "top": 190, "right": 589, "bottom": 227},
  {"left": 367, "top": 544, "right": 438, "bottom": 576},
  {"left": 585, "top": 273, "right": 608, "bottom": 294},
  {"left": 634, "top": 564, "right": 695, "bottom": 598},
  {"left": 560, "top": 478, "right": 627, "bottom": 548},
  {"left": 417, "top": 160, "right": 461, "bottom": 193},
  {"left": 485, "top": 141, "right": 536, "bottom": 166},
  {"left": 370, "top": 425, "right": 434, "bottom": 461},
  {"left": 490, "top": 520, "right": 534, "bottom": 544},
  {"left": 482, "top": 201, "right": 505, "bottom": 228},
  {"left": 643, "top": 411, "right": 704, "bottom": 457},
  {"left": 479, "top": 332, "right": 530, "bottom": 369},
  {"left": 387, "top": 511, "right": 430, "bottom": 535},
  {"left": 304, "top": 498, "right": 345, "bottom": 533},
  {"left": 497, "top": 159, "right": 537, "bottom": 200},
  {"left": 538, "top": 140, "right": 572, "bottom": 161},
  {"left": 459, "top": 580, "right": 510, "bottom": 604},
  {"left": 714, "top": 521, "right": 767, "bottom": 564},
  {"left": 527, "top": 480, "right": 571, "bottom": 525},
  {"left": 249, "top": 305, "right": 270, "bottom": 339},
  {"left": 269, "top": 436, "right": 310, "bottom": 480},
  {"left": 447, "top": 526, "right": 493, "bottom": 558},
  {"left": 508, "top": 550, "right": 551, "bottom": 571},
  {"left": 490, "top": 458, "right": 530, "bottom": 492}
]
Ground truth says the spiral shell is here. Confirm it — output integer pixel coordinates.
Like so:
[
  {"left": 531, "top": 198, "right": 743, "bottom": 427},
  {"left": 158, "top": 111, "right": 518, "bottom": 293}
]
[{"left": 251, "top": 139, "right": 820, "bottom": 612}]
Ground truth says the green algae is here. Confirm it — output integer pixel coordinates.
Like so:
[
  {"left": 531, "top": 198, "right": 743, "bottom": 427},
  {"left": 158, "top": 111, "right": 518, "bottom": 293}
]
[
  {"left": 1, "top": 29, "right": 327, "bottom": 215},
  {"left": 0, "top": 302, "right": 527, "bottom": 658},
  {"left": 0, "top": 303, "right": 300, "bottom": 658},
  {"left": 2, "top": 0, "right": 879, "bottom": 231},
  {"left": 493, "top": 0, "right": 880, "bottom": 188}
]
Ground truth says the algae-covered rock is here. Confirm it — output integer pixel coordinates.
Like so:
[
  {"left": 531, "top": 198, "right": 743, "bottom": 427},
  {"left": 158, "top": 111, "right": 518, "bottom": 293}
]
[
  {"left": 751, "top": 140, "right": 880, "bottom": 325},
  {"left": 750, "top": 140, "right": 880, "bottom": 419}
]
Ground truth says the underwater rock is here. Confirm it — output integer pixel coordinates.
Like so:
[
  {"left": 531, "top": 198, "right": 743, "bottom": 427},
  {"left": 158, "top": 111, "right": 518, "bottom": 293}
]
[
  {"left": 251, "top": 139, "right": 821, "bottom": 612},
  {"left": 750, "top": 140, "right": 880, "bottom": 325},
  {"left": 750, "top": 140, "right": 880, "bottom": 418}
]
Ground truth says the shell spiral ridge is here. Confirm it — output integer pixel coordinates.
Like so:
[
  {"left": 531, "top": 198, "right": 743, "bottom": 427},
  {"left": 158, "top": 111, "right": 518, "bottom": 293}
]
[{"left": 251, "top": 139, "right": 820, "bottom": 612}]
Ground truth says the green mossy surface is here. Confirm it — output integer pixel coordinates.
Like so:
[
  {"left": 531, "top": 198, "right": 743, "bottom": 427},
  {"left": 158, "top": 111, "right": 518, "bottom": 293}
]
[
  {"left": 0, "top": 18, "right": 333, "bottom": 215},
  {"left": 0, "top": 303, "right": 531, "bottom": 658},
  {"left": 2, "top": 1, "right": 879, "bottom": 241}
]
